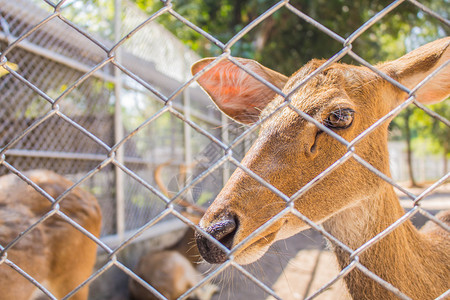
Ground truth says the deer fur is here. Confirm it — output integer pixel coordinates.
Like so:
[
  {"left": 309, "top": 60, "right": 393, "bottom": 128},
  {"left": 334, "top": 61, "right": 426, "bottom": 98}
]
[
  {"left": 192, "top": 37, "right": 450, "bottom": 299},
  {"left": 129, "top": 250, "right": 204, "bottom": 300},
  {"left": 0, "top": 170, "right": 102, "bottom": 300}
]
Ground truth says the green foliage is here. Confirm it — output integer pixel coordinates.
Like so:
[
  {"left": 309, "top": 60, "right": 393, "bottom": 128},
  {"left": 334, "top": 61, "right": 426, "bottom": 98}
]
[
  {"left": 133, "top": 0, "right": 448, "bottom": 73},
  {"left": 389, "top": 101, "right": 450, "bottom": 158},
  {"left": 410, "top": 102, "right": 450, "bottom": 157}
]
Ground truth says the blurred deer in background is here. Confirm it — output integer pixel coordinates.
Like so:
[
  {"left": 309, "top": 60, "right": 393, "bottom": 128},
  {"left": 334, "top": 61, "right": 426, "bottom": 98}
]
[
  {"left": 130, "top": 250, "right": 206, "bottom": 300},
  {"left": 192, "top": 37, "right": 450, "bottom": 299},
  {"left": 0, "top": 170, "right": 102, "bottom": 300},
  {"left": 129, "top": 162, "right": 217, "bottom": 300}
]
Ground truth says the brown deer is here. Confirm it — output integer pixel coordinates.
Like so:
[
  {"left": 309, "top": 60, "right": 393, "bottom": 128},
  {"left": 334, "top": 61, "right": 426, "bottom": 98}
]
[
  {"left": 129, "top": 250, "right": 207, "bottom": 300},
  {"left": 191, "top": 37, "right": 450, "bottom": 299},
  {"left": 0, "top": 170, "right": 102, "bottom": 299},
  {"left": 129, "top": 162, "right": 217, "bottom": 300}
]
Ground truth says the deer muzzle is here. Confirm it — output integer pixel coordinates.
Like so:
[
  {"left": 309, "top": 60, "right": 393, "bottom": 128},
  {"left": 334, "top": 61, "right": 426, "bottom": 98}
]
[{"left": 195, "top": 214, "right": 238, "bottom": 264}]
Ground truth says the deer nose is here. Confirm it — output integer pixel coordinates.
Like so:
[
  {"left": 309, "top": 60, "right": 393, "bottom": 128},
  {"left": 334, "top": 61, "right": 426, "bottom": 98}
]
[{"left": 195, "top": 214, "right": 237, "bottom": 264}]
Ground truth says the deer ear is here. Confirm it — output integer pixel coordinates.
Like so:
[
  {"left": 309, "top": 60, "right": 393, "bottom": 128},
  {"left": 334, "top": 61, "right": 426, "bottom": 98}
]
[
  {"left": 191, "top": 58, "right": 288, "bottom": 124},
  {"left": 380, "top": 37, "right": 450, "bottom": 105}
]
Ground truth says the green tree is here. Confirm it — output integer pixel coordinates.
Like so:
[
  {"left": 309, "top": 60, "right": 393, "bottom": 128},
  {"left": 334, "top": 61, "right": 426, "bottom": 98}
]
[
  {"left": 411, "top": 102, "right": 450, "bottom": 176},
  {"left": 390, "top": 107, "right": 420, "bottom": 187},
  {"left": 135, "top": 0, "right": 448, "bottom": 74}
]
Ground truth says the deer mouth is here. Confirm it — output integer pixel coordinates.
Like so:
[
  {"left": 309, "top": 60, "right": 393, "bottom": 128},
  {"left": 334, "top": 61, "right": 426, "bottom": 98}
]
[
  {"left": 227, "top": 218, "right": 289, "bottom": 265},
  {"left": 196, "top": 220, "right": 282, "bottom": 265},
  {"left": 232, "top": 230, "right": 280, "bottom": 264},
  {"left": 232, "top": 216, "right": 304, "bottom": 264}
]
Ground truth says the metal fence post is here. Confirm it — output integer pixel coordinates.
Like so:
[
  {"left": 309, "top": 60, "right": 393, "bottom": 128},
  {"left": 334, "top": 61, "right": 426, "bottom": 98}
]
[
  {"left": 114, "top": 0, "right": 125, "bottom": 242},
  {"left": 183, "top": 88, "right": 193, "bottom": 199},
  {"left": 221, "top": 114, "right": 230, "bottom": 185}
]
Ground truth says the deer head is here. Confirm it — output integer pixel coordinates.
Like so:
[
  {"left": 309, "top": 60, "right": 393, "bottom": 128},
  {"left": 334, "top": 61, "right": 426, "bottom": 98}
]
[{"left": 192, "top": 37, "right": 449, "bottom": 265}]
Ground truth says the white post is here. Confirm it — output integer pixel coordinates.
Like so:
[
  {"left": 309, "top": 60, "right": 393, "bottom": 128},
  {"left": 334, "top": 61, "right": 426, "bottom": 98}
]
[
  {"left": 182, "top": 47, "right": 193, "bottom": 202},
  {"left": 183, "top": 88, "right": 193, "bottom": 201},
  {"left": 114, "top": 0, "right": 125, "bottom": 242},
  {"left": 221, "top": 114, "right": 230, "bottom": 186}
]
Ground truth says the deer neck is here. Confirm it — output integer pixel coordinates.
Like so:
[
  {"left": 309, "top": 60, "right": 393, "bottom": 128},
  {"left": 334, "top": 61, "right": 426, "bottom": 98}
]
[{"left": 322, "top": 185, "right": 448, "bottom": 299}]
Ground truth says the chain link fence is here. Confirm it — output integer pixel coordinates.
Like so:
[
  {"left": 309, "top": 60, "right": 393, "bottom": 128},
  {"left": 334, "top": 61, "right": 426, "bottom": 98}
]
[
  {"left": 0, "top": 0, "right": 448, "bottom": 299},
  {"left": 0, "top": 0, "right": 252, "bottom": 239}
]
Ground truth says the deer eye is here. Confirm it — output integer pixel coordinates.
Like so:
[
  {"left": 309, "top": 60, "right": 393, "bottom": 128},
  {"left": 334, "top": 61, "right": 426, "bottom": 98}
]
[{"left": 324, "top": 108, "right": 354, "bottom": 129}]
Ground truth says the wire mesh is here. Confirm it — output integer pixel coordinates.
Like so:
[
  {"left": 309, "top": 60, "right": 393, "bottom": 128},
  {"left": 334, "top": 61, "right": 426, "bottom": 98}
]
[{"left": 0, "top": 0, "right": 449, "bottom": 299}]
